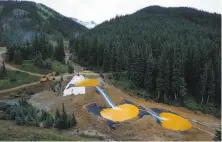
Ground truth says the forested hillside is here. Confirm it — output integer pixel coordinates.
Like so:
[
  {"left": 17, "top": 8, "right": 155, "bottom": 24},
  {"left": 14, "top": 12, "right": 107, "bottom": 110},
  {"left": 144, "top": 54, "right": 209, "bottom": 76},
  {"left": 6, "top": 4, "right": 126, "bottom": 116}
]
[
  {"left": 70, "top": 6, "right": 221, "bottom": 114},
  {"left": 0, "top": 1, "right": 87, "bottom": 46}
]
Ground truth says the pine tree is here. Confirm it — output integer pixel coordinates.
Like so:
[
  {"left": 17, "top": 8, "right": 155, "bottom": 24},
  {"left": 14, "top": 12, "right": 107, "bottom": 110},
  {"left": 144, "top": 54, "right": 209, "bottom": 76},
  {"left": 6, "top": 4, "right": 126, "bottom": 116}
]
[
  {"left": 55, "top": 38, "right": 65, "bottom": 62},
  {"left": 115, "top": 55, "right": 121, "bottom": 80},
  {"left": 199, "top": 63, "right": 208, "bottom": 106},
  {"left": 179, "top": 77, "right": 187, "bottom": 105},
  {"left": 144, "top": 54, "right": 154, "bottom": 92},
  {"left": 32, "top": 108, "right": 40, "bottom": 127},
  {"left": 89, "top": 38, "right": 98, "bottom": 67},
  {"left": 34, "top": 116, "right": 40, "bottom": 127},
  {"left": 213, "top": 127, "right": 221, "bottom": 141},
  {"left": 33, "top": 51, "right": 43, "bottom": 68},
  {"left": 127, "top": 48, "right": 133, "bottom": 79},
  {"left": 171, "top": 47, "right": 182, "bottom": 100},
  {"left": 102, "top": 45, "right": 110, "bottom": 72},
  {"left": 156, "top": 54, "right": 165, "bottom": 102},
  {"left": 26, "top": 111, "right": 34, "bottom": 126},
  {"left": 71, "top": 112, "right": 77, "bottom": 127},
  {"left": 110, "top": 45, "right": 117, "bottom": 72},
  {"left": 206, "top": 68, "right": 215, "bottom": 104},
  {"left": 43, "top": 58, "right": 52, "bottom": 69},
  {"left": 44, "top": 115, "right": 54, "bottom": 128},
  {"left": 54, "top": 108, "right": 61, "bottom": 129},
  {"left": 54, "top": 103, "right": 69, "bottom": 130},
  {"left": 156, "top": 51, "right": 169, "bottom": 103},
  {"left": 6, "top": 45, "right": 16, "bottom": 62},
  {"left": 46, "top": 44, "right": 54, "bottom": 60},
  {"left": 68, "top": 61, "right": 74, "bottom": 74},
  {"left": 96, "top": 42, "right": 104, "bottom": 67},
  {"left": 32, "top": 34, "right": 40, "bottom": 53},
  {"left": 14, "top": 49, "right": 23, "bottom": 65},
  {"left": 0, "top": 61, "right": 7, "bottom": 79},
  {"left": 163, "top": 60, "right": 170, "bottom": 103},
  {"left": 67, "top": 115, "right": 71, "bottom": 128},
  {"left": 40, "top": 110, "right": 48, "bottom": 121},
  {"left": 55, "top": 108, "right": 61, "bottom": 121},
  {"left": 130, "top": 48, "right": 144, "bottom": 87},
  {"left": 61, "top": 103, "right": 68, "bottom": 129}
]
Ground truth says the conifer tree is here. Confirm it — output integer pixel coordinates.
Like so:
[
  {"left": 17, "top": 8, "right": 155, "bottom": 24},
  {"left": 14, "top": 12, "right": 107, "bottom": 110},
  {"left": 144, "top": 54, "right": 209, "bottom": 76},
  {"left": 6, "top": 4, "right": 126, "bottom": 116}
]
[
  {"left": 144, "top": 54, "right": 154, "bottom": 92},
  {"left": 71, "top": 112, "right": 77, "bottom": 127},
  {"left": 213, "top": 127, "right": 221, "bottom": 141},
  {"left": 0, "top": 61, "right": 7, "bottom": 79},
  {"left": 14, "top": 49, "right": 23, "bottom": 65},
  {"left": 55, "top": 108, "right": 61, "bottom": 129},
  {"left": 44, "top": 115, "right": 54, "bottom": 127},
  {"left": 68, "top": 61, "right": 74, "bottom": 74},
  {"left": 55, "top": 37, "right": 65, "bottom": 62},
  {"left": 206, "top": 68, "right": 215, "bottom": 104},
  {"left": 102, "top": 45, "right": 110, "bottom": 72},
  {"left": 61, "top": 103, "right": 68, "bottom": 129},
  {"left": 199, "top": 63, "right": 208, "bottom": 106},
  {"left": 179, "top": 77, "right": 187, "bottom": 105}
]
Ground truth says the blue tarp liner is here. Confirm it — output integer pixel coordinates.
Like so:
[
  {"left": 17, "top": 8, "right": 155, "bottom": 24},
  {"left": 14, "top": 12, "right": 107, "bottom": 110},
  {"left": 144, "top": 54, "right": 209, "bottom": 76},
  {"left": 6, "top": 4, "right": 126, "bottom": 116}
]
[
  {"left": 106, "top": 120, "right": 116, "bottom": 129},
  {"left": 138, "top": 106, "right": 150, "bottom": 118},
  {"left": 86, "top": 99, "right": 166, "bottom": 128},
  {"left": 151, "top": 108, "right": 165, "bottom": 114},
  {"left": 123, "top": 99, "right": 134, "bottom": 105},
  {"left": 151, "top": 108, "right": 179, "bottom": 115},
  {"left": 86, "top": 103, "right": 101, "bottom": 117}
]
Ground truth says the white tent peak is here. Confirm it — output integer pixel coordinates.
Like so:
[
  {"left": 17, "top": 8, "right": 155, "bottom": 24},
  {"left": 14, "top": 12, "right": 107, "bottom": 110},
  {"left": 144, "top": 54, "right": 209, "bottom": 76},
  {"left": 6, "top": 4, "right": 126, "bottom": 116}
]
[{"left": 63, "top": 75, "right": 86, "bottom": 96}]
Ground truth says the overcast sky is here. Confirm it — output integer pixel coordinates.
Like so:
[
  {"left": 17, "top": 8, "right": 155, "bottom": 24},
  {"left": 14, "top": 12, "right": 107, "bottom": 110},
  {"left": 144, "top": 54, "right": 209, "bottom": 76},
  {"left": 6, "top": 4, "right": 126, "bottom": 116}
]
[{"left": 28, "top": 0, "right": 221, "bottom": 24}]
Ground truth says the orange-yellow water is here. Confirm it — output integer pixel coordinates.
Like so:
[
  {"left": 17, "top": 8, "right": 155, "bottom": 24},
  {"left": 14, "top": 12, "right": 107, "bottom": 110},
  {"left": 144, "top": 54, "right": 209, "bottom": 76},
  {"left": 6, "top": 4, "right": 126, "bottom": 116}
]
[
  {"left": 75, "top": 79, "right": 100, "bottom": 87},
  {"left": 100, "top": 104, "right": 139, "bottom": 122},
  {"left": 159, "top": 112, "right": 192, "bottom": 131},
  {"left": 75, "top": 79, "right": 192, "bottom": 131}
]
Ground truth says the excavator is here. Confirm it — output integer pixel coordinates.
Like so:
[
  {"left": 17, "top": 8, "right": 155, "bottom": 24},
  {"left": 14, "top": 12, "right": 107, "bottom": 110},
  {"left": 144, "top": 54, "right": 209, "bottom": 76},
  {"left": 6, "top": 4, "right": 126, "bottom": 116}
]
[{"left": 40, "top": 72, "right": 56, "bottom": 83}]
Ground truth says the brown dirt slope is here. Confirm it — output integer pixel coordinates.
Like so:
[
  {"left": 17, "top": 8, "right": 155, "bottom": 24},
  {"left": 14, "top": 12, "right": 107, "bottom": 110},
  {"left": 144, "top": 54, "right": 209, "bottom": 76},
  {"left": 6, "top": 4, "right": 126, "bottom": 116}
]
[{"left": 29, "top": 83, "right": 220, "bottom": 141}]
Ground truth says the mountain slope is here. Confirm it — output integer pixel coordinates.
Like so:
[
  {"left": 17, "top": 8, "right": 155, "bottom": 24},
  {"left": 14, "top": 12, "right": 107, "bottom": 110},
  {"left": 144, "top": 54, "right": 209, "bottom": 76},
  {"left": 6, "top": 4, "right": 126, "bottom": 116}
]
[
  {"left": 70, "top": 6, "right": 221, "bottom": 116},
  {"left": 0, "top": 1, "right": 88, "bottom": 45},
  {"left": 72, "top": 18, "right": 97, "bottom": 29}
]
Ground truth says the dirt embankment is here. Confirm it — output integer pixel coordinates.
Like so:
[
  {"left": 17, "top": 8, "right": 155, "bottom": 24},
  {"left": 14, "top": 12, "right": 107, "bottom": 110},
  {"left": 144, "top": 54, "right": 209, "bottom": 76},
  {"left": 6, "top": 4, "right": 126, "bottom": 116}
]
[{"left": 28, "top": 83, "right": 220, "bottom": 141}]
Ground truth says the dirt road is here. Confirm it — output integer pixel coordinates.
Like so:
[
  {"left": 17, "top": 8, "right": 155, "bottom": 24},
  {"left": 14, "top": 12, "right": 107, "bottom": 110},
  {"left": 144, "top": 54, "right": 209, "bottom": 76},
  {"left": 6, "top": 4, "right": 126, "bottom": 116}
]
[
  {"left": 0, "top": 72, "right": 77, "bottom": 94},
  {"left": 0, "top": 49, "right": 102, "bottom": 92},
  {"left": 0, "top": 50, "right": 42, "bottom": 77}
]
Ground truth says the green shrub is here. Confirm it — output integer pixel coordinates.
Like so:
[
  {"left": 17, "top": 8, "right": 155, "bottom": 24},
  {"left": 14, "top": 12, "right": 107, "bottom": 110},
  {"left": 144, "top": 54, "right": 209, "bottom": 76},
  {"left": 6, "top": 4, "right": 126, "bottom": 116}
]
[
  {"left": 54, "top": 103, "right": 77, "bottom": 130},
  {"left": 214, "top": 127, "right": 221, "bottom": 141},
  {"left": 52, "top": 61, "right": 68, "bottom": 74}
]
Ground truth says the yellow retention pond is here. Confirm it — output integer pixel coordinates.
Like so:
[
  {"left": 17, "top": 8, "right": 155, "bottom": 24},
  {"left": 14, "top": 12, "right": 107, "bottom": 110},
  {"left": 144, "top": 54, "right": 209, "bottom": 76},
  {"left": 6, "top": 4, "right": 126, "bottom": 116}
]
[
  {"left": 75, "top": 79, "right": 100, "bottom": 87},
  {"left": 100, "top": 104, "right": 139, "bottom": 122},
  {"left": 159, "top": 112, "right": 192, "bottom": 131}
]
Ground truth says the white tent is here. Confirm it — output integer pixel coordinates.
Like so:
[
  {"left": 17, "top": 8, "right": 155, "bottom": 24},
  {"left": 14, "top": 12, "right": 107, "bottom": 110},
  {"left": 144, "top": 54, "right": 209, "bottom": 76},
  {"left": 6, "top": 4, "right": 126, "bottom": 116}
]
[{"left": 63, "top": 75, "right": 86, "bottom": 96}]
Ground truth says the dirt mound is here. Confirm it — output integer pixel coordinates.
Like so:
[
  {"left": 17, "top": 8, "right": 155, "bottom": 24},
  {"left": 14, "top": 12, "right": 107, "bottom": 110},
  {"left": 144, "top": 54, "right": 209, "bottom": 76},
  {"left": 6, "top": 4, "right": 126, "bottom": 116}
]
[{"left": 28, "top": 84, "right": 220, "bottom": 141}]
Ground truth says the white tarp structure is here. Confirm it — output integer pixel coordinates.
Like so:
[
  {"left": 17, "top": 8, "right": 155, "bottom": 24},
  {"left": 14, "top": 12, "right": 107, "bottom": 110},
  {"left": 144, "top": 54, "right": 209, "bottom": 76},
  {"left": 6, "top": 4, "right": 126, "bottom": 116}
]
[{"left": 63, "top": 75, "right": 86, "bottom": 96}]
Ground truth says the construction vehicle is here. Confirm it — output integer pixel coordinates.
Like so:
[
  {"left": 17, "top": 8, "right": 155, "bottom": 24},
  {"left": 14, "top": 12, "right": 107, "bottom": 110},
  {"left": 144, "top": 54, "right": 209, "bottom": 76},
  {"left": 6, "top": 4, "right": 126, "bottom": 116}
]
[{"left": 40, "top": 72, "right": 56, "bottom": 83}]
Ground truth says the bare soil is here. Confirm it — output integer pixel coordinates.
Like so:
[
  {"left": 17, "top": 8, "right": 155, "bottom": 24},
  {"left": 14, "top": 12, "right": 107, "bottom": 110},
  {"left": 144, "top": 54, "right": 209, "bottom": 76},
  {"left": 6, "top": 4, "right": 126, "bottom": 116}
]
[{"left": 28, "top": 83, "right": 220, "bottom": 141}]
